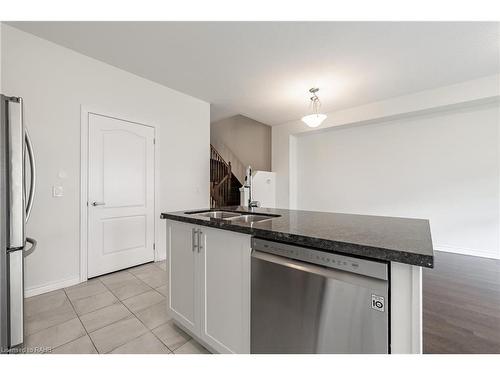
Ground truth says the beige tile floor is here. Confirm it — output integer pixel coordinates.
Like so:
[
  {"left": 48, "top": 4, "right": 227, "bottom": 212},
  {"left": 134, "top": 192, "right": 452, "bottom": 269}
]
[{"left": 22, "top": 260, "right": 210, "bottom": 354}]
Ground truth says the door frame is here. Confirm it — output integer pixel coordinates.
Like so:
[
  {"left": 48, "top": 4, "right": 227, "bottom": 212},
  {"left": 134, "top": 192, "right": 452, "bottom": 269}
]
[{"left": 80, "top": 106, "right": 158, "bottom": 283}]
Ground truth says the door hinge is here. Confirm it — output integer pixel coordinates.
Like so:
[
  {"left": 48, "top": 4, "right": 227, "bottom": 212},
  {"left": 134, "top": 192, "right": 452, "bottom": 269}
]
[
  {"left": 153, "top": 243, "right": 156, "bottom": 250},
  {"left": 153, "top": 138, "right": 156, "bottom": 145}
]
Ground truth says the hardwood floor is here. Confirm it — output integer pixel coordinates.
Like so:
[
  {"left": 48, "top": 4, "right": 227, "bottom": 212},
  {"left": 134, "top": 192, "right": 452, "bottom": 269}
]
[{"left": 423, "top": 251, "right": 500, "bottom": 353}]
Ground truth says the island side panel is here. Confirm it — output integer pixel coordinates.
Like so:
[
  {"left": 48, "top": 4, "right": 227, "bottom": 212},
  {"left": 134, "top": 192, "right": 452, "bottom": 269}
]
[{"left": 390, "top": 262, "right": 423, "bottom": 354}]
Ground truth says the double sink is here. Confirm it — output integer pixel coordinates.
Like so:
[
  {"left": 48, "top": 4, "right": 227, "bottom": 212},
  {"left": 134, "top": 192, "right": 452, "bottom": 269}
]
[{"left": 186, "top": 210, "right": 279, "bottom": 224}]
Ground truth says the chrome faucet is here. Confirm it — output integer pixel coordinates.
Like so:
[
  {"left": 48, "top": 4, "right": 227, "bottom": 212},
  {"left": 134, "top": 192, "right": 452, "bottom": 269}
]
[{"left": 245, "top": 165, "right": 260, "bottom": 208}]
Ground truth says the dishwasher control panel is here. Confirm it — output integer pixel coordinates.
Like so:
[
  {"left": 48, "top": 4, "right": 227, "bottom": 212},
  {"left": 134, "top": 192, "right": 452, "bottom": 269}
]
[{"left": 251, "top": 238, "right": 388, "bottom": 281}]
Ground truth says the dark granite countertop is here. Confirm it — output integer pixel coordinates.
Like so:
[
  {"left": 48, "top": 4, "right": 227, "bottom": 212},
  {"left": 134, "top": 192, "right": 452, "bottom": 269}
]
[{"left": 161, "top": 206, "right": 434, "bottom": 268}]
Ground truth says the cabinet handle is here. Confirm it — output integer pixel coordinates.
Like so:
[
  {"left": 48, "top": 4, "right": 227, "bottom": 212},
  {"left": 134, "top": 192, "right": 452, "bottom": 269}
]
[
  {"left": 198, "top": 230, "right": 203, "bottom": 253},
  {"left": 192, "top": 228, "right": 198, "bottom": 252}
]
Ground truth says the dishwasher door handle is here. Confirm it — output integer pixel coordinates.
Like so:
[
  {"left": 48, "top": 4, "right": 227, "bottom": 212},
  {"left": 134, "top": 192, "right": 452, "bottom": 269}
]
[
  {"left": 251, "top": 250, "right": 387, "bottom": 288},
  {"left": 252, "top": 250, "right": 339, "bottom": 279}
]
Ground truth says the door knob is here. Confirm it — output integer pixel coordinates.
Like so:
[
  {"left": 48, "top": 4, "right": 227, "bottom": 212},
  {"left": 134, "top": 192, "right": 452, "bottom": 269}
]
[{"left": 91, "top": 201, "right": 105, "bottom": 206}]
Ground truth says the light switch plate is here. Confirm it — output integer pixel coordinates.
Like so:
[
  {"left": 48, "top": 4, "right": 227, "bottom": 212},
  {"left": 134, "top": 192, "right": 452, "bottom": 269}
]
[{"left": 52, "top": 185, "right": 64, "bottom": 197}]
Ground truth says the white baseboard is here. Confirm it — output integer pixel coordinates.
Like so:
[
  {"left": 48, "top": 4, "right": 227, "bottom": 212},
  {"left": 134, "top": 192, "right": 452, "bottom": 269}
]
[
  {"left": 24, "top": 276, "right": 81, "bottom": 298},
  {"left": 434, "top": 244, "right": 500, "bottom": 260}
]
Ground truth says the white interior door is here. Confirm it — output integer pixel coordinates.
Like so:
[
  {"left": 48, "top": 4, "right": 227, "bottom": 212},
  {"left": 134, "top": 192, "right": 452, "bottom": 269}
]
[{"left": 88, "top": 113, "right": 155, "bottom": 278}]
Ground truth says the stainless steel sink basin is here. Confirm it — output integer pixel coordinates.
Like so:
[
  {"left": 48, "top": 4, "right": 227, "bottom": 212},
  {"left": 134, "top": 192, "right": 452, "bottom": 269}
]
[
  {"left": 186, "top": 210, "right": 279, "bottom": 223},
  {"left": 226, "top": 214, "right": 274, "bottom": 224},
  {"left": 193, "top": 211, "right": 242, "bottom": 219}
]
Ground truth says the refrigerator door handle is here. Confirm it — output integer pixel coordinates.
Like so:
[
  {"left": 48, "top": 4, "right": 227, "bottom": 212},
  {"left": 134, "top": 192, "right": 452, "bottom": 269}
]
[
  {"left": 7, "top": 97, "right": 24, "bottom": 249},
  {"left": 24, "top": 237, "right": 37, "bottom": 257},
  {"left": 25, "top": 129, "right": 36, "bottom": 223}
]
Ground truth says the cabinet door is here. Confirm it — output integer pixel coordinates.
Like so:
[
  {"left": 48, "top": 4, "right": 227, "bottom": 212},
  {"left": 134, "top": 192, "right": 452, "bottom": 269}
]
[
  {"left": 167, "top": 220, "right": 198, "bottom": 333},
  {"left": 199, "top": 227, "right": 251, "bottom": 353}
]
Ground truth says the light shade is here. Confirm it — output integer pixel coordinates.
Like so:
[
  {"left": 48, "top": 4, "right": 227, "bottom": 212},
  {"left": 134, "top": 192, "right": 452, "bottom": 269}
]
[{"left": 301, "top": 113, "right": 327, "bottom": 128}]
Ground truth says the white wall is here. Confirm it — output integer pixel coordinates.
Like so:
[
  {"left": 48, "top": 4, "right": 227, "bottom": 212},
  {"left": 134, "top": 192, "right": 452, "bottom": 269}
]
[
  {"left": 272, "top": 75, "right": 500, "bottom": 259},
  {"left": 1, "top": 25, "right": 210, "bottom": 295},
  {"left": 296, "top": 103, "right": 499, "bottom": 259}
]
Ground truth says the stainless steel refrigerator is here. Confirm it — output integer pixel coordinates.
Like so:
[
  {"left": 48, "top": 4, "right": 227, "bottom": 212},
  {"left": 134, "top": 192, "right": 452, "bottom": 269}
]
[{"left": 1, "top": 94, "right": 36, "bottom": 353}]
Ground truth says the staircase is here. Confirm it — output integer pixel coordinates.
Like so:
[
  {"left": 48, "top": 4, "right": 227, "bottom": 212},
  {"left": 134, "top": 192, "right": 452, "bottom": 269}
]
[
  {"left": 210, "top": 138, "right": 246, "bottom": 185},
  {"left": 210, "top": 145, "right": 242, "bottom": 208}
]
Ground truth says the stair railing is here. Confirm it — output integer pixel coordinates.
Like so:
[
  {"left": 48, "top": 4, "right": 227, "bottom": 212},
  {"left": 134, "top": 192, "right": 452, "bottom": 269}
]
[
  {"left": 210, "top": 138, "right": 246, "bottom": 184},
  {"left": 210, "top": 145, "right": 233, "bottom": 208}
]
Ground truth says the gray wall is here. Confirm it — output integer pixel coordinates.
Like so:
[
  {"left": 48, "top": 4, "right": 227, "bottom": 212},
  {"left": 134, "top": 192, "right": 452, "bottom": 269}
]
[{"left": 211, "top": 115, "right": 271, "bottom": 171}]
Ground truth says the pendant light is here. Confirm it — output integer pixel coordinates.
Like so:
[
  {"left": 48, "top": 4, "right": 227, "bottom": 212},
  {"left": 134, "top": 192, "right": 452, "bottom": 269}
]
[{"left": 301, "top": 88, "right": 327, "bottom": 128}]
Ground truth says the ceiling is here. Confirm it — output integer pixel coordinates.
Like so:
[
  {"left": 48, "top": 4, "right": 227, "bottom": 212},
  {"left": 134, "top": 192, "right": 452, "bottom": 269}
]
[{"left": 8, "top": 21, "right": 500, "bottom": 125}]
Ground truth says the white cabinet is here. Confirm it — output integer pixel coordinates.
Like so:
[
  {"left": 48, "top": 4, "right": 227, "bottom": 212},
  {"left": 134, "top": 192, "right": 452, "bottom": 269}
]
[
  {"left": 167, "top": 220, "right": 198, "bottom": 332},
  {"left": 165, "top": 220, "right": 251, "bottom": 353},
  {"left": 199, "top": 226, "right": 251, "bottom": 353}
]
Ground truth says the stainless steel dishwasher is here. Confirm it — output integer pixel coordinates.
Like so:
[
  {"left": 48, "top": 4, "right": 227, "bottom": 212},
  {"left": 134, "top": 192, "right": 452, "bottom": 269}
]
[{"left": 251, "top": 238, "right": 389, "bottom": 354}]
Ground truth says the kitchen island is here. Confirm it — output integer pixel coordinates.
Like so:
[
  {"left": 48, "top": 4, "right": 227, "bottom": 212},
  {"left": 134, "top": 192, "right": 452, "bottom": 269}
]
[{"left": 161, "top": 206, "right": 434, "bottom": 354}]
